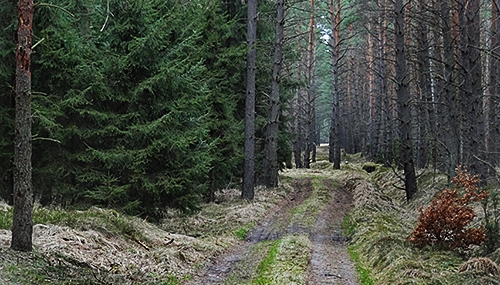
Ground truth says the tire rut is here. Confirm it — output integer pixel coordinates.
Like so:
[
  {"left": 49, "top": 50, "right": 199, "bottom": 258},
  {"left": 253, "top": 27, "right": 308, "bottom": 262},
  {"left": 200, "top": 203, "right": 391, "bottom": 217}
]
[{"left": 306, "top": 179, "right": 359, "bottom": 285}]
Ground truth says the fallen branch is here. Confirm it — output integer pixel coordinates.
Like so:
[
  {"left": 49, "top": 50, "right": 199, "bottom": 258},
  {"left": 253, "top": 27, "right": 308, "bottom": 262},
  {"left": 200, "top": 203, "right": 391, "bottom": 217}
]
[{"left": 133, "top": 237, "right": 149, "bottom": 251}]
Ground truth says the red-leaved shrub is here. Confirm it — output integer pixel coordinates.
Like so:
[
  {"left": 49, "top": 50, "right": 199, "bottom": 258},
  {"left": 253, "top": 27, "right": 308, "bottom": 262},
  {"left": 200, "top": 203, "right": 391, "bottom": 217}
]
[{"left": 408, "top": 166, "right": 488, "bottom": 250}]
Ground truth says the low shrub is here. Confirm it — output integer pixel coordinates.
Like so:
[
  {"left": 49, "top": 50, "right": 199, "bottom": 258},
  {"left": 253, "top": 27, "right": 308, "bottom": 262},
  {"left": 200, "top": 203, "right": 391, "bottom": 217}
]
[{"left": 408, "top": 166, "right": 488, "bottom": 250}]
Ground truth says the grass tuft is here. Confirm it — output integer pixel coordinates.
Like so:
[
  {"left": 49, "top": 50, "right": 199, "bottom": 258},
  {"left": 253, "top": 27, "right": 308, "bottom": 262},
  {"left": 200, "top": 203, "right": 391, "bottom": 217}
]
[
  {"left": 251, "top": 234, "right": 310, "bottom": 285},
  {"left": 253, "top": 239, "right": 281, "bottom": 284},
  {"left": 235, "top": 226, "right": 250, "bottom": 240},
  {"left": 348, "top": 245, "right": 374, "bottom": 285}
]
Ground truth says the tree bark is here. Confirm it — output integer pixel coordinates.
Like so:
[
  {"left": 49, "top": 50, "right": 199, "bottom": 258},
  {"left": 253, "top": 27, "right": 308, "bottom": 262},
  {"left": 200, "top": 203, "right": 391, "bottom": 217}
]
[
  {"left": 460, "top": 0, "right": 484, "bottom": 175},
  {"left": 436, "top": 0, "right": 459, "bottom": 180},
  {"left": 242, "top": 0, "right": 257, "bottom": 200},
  {"left": 395, "top": 0, "right": 417, "bottom": 200},
  {"left": 376, "top": 0, "right": 392, "bottom": 166},
  {"left": 415, "top": 0, "right": 433, "bottom": 169},
  {"left": 11, "top": 0, "right": 34, "bottom": 252},
  {"left": 329, "top": 0, "right": 341, "bottom": 169},
  {"left": 293, "top": 23, "right": 304, "bottom": 168},
  {"left": 489, "top": 0, "right": 500, "bottom": 168},
  {"left": 304, "top": 0, "right": 315, "bottom": 169},
  {"left": 262, "top": 0, "right": 285, "bottom": 188}
]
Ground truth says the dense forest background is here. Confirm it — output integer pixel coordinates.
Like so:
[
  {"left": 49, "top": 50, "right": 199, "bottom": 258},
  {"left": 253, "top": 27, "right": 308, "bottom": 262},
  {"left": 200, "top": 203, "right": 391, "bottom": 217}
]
[{"left": 1, "top": 0, "right": 500, "bottom": 217}]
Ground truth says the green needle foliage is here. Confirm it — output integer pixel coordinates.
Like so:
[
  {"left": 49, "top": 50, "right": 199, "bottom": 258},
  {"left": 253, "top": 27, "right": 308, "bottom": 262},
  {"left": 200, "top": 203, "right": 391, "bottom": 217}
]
[
  {"left": 0, "top": 0, "right": 292, "bottom": 217},
  {"left": 0, "top": 0, "right": 249, "bottom": 216},
  {"left": 0, "top": 1, "right": 16, "bottom": 204}
]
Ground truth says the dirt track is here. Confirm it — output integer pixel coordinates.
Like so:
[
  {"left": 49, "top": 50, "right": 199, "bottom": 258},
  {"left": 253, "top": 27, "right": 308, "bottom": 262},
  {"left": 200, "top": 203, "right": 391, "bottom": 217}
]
[
  {"left": 186, "top": 178, "right": 359, "bottom": 285},
  {"left": 307, "top": 180, "right": 358, "bottom": 285}
]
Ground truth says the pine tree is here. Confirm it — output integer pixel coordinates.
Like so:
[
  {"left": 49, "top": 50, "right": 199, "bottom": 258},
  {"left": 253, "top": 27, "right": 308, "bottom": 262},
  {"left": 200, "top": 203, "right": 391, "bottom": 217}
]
[
  {"left": 242, "top": 0, "right": 257, "bottom": 200},
  {"left": 11, "top": 0, "right": 34, "bottom": 252}
]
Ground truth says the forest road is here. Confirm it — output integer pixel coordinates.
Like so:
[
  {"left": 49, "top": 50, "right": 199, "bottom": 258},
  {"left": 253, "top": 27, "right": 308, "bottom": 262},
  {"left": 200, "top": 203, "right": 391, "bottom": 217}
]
[{"left": 186, "top": 178, "right": 359, "bottom": 285}]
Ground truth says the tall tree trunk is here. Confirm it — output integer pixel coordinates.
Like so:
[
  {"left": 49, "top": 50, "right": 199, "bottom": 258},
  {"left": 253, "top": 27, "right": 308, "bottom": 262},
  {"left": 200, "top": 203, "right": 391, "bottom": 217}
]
[
  {"left": 242, "top": 0, "right": 257, "bottom": 200},
  {"left": 376, "top": 0, "right": 391, "bottom": 166},
  {"left": 415, "top": 0, "right": 433, "bottom": 169},
  {"left": 329, "top": 0, "right": 341, "bottom": 169},
  {"left": 262, "top": 0, "right": 285, "bottom": 188},
  {"left": 429, "top": 0, "right": 443, "bottom": 171},
  {"left": 489, "top": 0, "right": 500, "bottom": 168},
  {"left": 304, "top": 0, "right": 315, "bottom": 169},
  {"left": 293, "top": 24, "right": 304, "bottom": 169},
  {"left": 345, "top": 29, "right": 355, "bottom": 154},
  {"left": 395, "top": 0, "right": 417, "bottom": 200},
  {"left": 460, "top": 0, "right": 484, "bottom": 175},
  {"left": 437, "top": 0, "right": 459, "bottom": 180},
  {"left": 366, "top": 22, "right": 375, "bottom": 158},
  {"left": 11, "top": 0, "right": 34, "bottom": 252}
]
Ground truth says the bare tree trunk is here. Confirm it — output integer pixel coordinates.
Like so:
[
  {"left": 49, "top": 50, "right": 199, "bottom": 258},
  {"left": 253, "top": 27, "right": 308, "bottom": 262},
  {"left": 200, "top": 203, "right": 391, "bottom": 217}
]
[
  {"left": 11, "top": 0, "right": 34, "bottom": 252},
  {"left": 262, "top": 0, "right": 285, "bottom": 188},
  {"left": 242, "top": 0, "right": 257, "bottom": 200},
  {"left": 436, "top": 0, "right": 459, "bottom": 180},
  {"left": 395, "top": 0, "right": 417, "bottom": 200},
  {"left": 345, "top": 29, "right": 355, "bottom": 154},
  {"left": 366, "top": 22, "right": 375, "bottom": 158},
  {"left": 415, "top": 0, "right": 433, "bottom": 169},
  {"left": 376, "top": 0, "right": 392, "bottom": 166},
  {"left": 489, "top": 0, "right": 500, "bottom": 168},
  {"left": 329, "top": 0, "right": 341, "bottom": 169},
  {"left": 304, "top": 0, "right": 315, "bottom": 169},
  {"left": 293, "top": 23, "right": 304, "bottom": 169},
  {"left": 369, "top": 19, "right": 381, "bottom": 161},
  {"left": 460, "top": 0, "right": 484, "bottom": 175}
]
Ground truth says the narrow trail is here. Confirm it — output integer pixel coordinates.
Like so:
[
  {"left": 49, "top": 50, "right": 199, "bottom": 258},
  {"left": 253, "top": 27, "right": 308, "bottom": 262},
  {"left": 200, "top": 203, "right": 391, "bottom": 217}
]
[{"left": 186, "top": 178, "right": 359, "bottom": 285}]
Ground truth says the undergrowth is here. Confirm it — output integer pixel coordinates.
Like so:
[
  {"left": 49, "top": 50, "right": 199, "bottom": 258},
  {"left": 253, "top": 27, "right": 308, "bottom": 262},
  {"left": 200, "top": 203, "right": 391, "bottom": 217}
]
[
  {"left": 409, "top": 167, "right": 487, "bottom": 250},
  {"left": 346, "top": 165, "right": 500, "bottom": 284}
]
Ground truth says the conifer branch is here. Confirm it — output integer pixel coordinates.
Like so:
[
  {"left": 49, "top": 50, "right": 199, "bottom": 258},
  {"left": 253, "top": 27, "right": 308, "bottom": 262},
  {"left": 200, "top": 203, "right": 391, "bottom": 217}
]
[
  {"left": 32, "top": 137, "right": 61, "bottom": 144},
  {"left": 100, "top": 0, "right": 113, "bottom": 32},
  {"left": 36, "top": 3, "right": 74, "bottom": 17},
  {"left": 32, "top": 38, "right": 44, "bottom": 50}
]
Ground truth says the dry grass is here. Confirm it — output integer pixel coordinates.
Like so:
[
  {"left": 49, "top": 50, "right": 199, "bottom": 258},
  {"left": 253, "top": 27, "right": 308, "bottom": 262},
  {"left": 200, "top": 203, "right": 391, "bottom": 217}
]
[
  {"left": 459, "top": 257, "right": 500, "bottom": 276},
  {"left": 0, "top": 185, "right": 290, "bottom": 284}
]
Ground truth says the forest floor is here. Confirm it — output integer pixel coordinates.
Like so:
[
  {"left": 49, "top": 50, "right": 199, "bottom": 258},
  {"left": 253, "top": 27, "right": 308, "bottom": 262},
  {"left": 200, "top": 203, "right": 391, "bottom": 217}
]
[{"left": 0, "top": 146, "right": 499, "bottom": 284}]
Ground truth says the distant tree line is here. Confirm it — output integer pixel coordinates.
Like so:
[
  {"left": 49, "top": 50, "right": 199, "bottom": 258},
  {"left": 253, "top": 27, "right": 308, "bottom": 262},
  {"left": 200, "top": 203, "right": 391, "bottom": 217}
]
[{"left": 298, "top": 0, "right": 500, "bottom": 199}]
